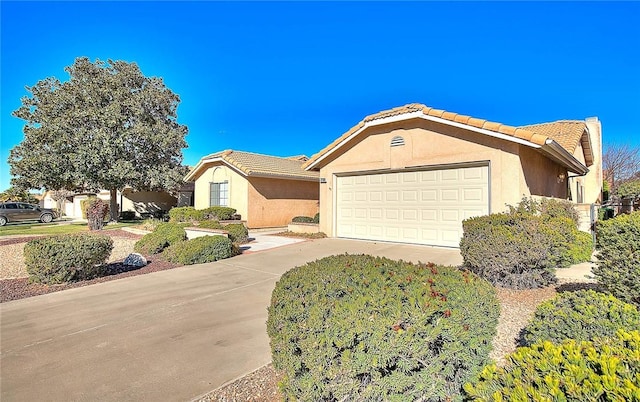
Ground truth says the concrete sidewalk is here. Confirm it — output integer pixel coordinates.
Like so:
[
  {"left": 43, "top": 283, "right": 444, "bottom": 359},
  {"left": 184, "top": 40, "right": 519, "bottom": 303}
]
[{"left": 0, "top": 238, "right": 462, "bottom": 402}]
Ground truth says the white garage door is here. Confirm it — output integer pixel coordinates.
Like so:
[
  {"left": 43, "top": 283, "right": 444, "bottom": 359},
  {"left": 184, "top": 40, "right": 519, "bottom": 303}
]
[{"left": 336, "top": 166, "right": 489, "bottom": 247}]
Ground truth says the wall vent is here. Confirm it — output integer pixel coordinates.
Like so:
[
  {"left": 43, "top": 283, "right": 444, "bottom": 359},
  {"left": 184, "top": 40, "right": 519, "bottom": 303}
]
[{"left": 390, "top": 136, "right": 405, "bottom": 147}]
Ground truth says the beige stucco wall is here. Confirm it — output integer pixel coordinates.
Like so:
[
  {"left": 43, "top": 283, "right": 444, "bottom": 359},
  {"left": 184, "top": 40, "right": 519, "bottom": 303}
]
[
  {"left": 192, "top": 163, "right": 249, "bottom": 220},
  {"left": 316, "top": 119, "right": 568, "bottom": 236},
  {"left": 120, "top": 190, "right": 177, "bottom": 217},
  {"left": 565, "top": 120, "right": 602, "bottom": 205},
  {"left": 247, "top": 177, "right": 319, "bottom": 228}
]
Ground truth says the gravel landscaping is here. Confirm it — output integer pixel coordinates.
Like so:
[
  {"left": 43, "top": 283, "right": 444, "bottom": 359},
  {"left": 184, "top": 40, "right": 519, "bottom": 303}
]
[{"left": 0, "top": 229, "right": 179, "bottom": 302}]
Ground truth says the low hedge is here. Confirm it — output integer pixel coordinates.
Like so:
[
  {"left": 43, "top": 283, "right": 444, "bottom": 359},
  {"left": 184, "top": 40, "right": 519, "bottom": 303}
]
[
  {"left": 164, "top": 235, "right": 233, "bottom": 265},
  {"left": 594, "top": 212, "right": 640, "bottom": 306},
  {"left": 291, "top": 216, "right": 314, "bottom": 223},
  {"left": 24, "top": 233, "right": 114, "bottom": 284},
  {"left": 520, "top": 289, "right": 640, "bottom": 346},
  {"left": 169, "top": 206, "right": 237, "bottom": 222},
  {"left": 267, "top": 254, "right": 499, "bottom": 401},
  {"left": 134, "top": 222, "right": 187, "bottom": 255},
  {"left": 168, "top": 206, "right": 205, "bottom": 222},
  {"left": 464, "top": 330, "right": 640, "bottom": 401},
  {"left": 201, "top": 206, "right": 236, "bottom": 221},
  {"left": 224, "top": 223, "right": 248, "bottom": 243},
  {"left": 313, "top": 212, "right": 319, "bottom": 224}
]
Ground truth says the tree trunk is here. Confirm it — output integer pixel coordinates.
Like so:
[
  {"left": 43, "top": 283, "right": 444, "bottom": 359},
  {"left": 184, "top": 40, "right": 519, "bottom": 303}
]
[{"left": 110, "top": 188, "right": 119, "bottom": 222}]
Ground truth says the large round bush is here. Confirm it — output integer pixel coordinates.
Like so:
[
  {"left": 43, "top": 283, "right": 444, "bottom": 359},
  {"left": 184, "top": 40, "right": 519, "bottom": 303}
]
[
  {"left": 465, "top": 330, "right": 640, "bottom": 401},
  {"left": 134, "top": 222, "right": 187, "bottom": 255},
  {"left": 25, "top": 233, "right": 114, "bottom": 284},
  {"left": 461, "top": 198, "right": 591, "bottom": 289},
  {"left": 164, "top": 235, "right": 233, "bottom": 265},
  {"left": 594, "top": 211, "right": 640, "bottom": 306},
  {"left": 224, "top": 223, "right": 248, "bottom": 243},
  {"left": 521, "top": 289, "right": 640, "bottom": 346},
  {"left": 267, "top": 254, "right": 499, "bottom": 401}
]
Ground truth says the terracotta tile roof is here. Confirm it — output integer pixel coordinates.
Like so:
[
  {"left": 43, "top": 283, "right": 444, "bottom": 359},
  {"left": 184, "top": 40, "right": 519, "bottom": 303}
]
[
  {"left": 519, "top": 121, "right": 587, "bottom": 154},
  {"left": 192, "top": 150, "right": 319, "bottom": 181},
  {"left": 303, "top": 103, "right": 553, "bottom": 169}
]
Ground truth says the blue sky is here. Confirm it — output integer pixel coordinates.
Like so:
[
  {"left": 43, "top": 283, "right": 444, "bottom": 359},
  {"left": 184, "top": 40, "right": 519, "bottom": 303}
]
[{"left": 1, "top": 1, "right": 639, "bottom": 192}]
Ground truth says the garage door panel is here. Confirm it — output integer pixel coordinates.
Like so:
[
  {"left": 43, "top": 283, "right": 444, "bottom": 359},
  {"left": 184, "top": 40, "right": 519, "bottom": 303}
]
[
  {"left": 441, "top": 170, "right": 459, "bottom": 181},
  {"left": 336, "top": 165, "right": 489, "bottom": 247},
  {"left": 441, "top": 189, "right": 459, "bottom": 201},
  {"left": 441, "top": 210, "right": 460, "bottom": 222}
]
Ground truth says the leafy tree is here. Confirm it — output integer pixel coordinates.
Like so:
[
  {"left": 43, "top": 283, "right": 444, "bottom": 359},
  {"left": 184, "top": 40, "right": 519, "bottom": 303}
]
[
  {"left": 0, "top": 187, "right": 39, "bottom": 204},
  {"left": 617, "top": 180, "right": 640, "bottom": 200},
  {"left": 9, "top": 57, "right": 188, "bottom": 221}
]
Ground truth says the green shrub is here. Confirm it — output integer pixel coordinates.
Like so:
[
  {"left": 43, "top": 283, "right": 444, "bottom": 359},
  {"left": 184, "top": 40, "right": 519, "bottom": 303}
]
[
  {"left": 460, "top": 213, "right": 557, "bottom": 289},
  {"left": 168, "top": 206, "right": 237, "bottom": 222},
  {"left": 196, "top": 220, "right": 224, "bottom": 230},
  {"left": 291, "top": 216, "right": 314, "bottom": 223},
  {"left": 521, "top": 289, "right": 640, "bottom": 346},
  {"left": 567, "top": 230, "right": 594, "bottom": 263},
  {"left": 224, "top": 223, "right": 249, "bottom": 243},
  {"left": 139, "top": 218, "right": 162, "bottom": 232},
  {"left": 542, "top": 217, "right": 593, "bottom": 267},
  {"left": 464, "top": 330, "right": 640, "bottom": 401},
  {"left": 508, "top": 197, "right": 579, "bottom": 225},
  {"left": 134, "top": 222, "right": 187, "bottom": 255},
  {"left": 164, "top": 235, "right": 233, "bottom": 265},
  {"left": 24, "top": 233, "right": 114, "bottom": 284},
  {"left": 594, "top": 212, "right": 640, "bottom": 306},
  {"left": 313, "top": 212, "right": 320, "bottom": 224},
  {"left": 617, "top": 180, "right": 640, "bottom": 199},
  {"left": 168, "top": 206, "right": 205, "bottom": 222},
  {"left": 201, "top": 206, "right": 237, "bottom": 221},
  {"left": 461, "top": 199, "right": 591, "bottom": 289},
  {"left": 267, "top": 254, "right": 499, "bottom": 401},
  {"left": 119, "top": 210, "right": 136, "bottom": 220}
]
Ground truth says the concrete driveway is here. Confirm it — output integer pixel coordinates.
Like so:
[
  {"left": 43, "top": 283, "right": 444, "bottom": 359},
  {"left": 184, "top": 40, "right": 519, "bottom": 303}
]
[{"left": 1, "top": 238, "right": 462, "bottom": 402}]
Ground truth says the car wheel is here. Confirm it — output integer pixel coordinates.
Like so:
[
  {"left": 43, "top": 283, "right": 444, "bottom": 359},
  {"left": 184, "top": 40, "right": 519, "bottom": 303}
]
[
  {"left": 41, "top": 213, "right": 53, "bottom": 223},
  {"left": 0, "top": 216, "right": 6, "bottom": 226}
]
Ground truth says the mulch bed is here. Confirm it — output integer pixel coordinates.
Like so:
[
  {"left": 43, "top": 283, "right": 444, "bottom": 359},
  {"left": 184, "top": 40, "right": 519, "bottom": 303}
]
[{"left": 0, "top": 229, "right": 180, "bottom": 303}]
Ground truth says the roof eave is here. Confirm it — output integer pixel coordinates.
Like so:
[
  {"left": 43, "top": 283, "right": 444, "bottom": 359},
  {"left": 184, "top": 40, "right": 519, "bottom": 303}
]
[
  {"left": 184, "top": 157, "right": 249, "bottom": 182},
  {"left": 247, "top": 172, "right": 320, "bottom": 182},
  {"left": 305, "top": 111, "right": 543, "bottom": 171},
  {"left": 542, "top": 140, "right": 589, "bottom": 175}
]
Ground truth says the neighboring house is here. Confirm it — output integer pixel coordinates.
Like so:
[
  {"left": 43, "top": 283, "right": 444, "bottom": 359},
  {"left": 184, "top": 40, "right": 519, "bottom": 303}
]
[
  {"left": 42, "top": 188, "right": 178, "bottom": 219},
  {"left": 177, "top": 182, "right": 195, "bottom": 207},
  {"left": 184, "top": 150, "right": 319, "bottom": 228},
  {"left": 303, "top": 103, "right": 603, "bottom": 247}
]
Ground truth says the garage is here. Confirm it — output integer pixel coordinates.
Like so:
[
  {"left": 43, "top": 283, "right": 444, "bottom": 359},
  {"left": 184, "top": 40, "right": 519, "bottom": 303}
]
[{"left": 335, "top": 165, "right": 489, "bottom": 247}]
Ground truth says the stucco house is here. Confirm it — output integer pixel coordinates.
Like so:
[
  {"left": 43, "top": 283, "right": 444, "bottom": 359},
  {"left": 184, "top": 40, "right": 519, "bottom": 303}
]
[
  {"left": 303, "top": 103, "right": 602, "bottom": 247},
  {"left": 185, "top": 150, "right": 319, "bottom": 228},
  {"left": 42, "top": 188, "right": 178, "bottom": 219}
]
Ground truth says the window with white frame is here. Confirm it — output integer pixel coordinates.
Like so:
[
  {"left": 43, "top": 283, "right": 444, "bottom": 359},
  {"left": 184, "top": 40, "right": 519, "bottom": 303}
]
[{"left": 210, "top": 181, "right": 229, "bottom": 206}]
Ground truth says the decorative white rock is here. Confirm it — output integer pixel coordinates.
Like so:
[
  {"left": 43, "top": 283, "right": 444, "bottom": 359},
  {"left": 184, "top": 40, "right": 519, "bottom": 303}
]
[{"left": 123, "top": 253, "right": 148, "bottom": 267}]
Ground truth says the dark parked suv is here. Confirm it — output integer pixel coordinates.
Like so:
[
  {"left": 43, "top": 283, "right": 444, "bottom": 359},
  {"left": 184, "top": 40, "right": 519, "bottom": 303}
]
[{"left": 0, "top": 202, "right": 59, "bottom": 226}]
